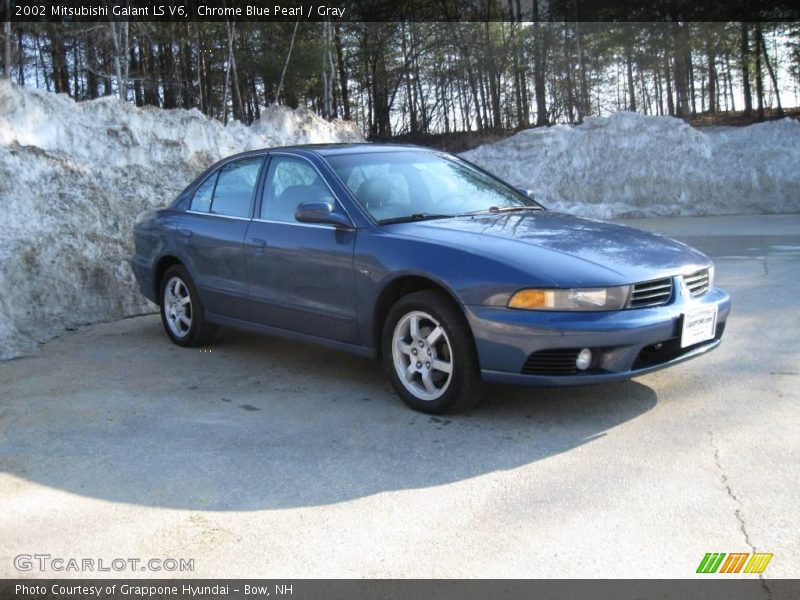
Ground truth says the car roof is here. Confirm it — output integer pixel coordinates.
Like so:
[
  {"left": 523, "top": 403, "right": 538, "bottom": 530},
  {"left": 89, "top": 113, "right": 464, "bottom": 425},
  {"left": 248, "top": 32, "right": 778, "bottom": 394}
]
[
  {"left": 224, "top": 143, "right": 433, "bottom": 162},
  {"left": 286, "top": 143, "right": 430, "bottom": 156}
]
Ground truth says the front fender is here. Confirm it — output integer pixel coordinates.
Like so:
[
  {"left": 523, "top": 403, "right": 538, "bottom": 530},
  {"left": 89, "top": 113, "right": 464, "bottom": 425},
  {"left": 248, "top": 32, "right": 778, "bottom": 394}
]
[{"left": 353, "top": 229, "right": 556, "bottom": 348}]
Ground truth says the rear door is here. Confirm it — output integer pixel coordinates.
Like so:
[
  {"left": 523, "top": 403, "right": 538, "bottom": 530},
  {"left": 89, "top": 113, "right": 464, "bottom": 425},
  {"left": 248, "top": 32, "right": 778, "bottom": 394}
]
[
  {"left": 177, "top": 156, "right": 265, "bottom": 318},
  {"left": 242, "top": 154, "right": 359, "bottom": 343}
]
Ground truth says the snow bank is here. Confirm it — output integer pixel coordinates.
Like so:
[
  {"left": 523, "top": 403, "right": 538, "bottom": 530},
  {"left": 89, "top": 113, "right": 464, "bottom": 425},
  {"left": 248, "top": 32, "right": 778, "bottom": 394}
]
[
  {"left": 2, "top": 85, "right": 797, "bottom": 362},
  {"left": 0, "top": 81, "right": 363, "bottom": 360},
  {"left": 462, "top": 111, "right": 800, "bottom": 219}
]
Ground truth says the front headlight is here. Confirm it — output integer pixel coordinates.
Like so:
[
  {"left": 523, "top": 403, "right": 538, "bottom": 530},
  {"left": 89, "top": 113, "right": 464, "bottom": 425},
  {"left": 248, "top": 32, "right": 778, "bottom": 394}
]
[{"left": 508, "top": 286, "right": 631, "bottom": 311}]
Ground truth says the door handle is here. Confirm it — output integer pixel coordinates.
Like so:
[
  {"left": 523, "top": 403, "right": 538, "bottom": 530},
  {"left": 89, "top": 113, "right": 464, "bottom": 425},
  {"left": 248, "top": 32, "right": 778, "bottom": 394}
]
[
  {"left": 178, "top": 228, "right": 193, "bottom": 238},
  {"left": 248, "top": 238, "right": 267, "bottom": 254}
]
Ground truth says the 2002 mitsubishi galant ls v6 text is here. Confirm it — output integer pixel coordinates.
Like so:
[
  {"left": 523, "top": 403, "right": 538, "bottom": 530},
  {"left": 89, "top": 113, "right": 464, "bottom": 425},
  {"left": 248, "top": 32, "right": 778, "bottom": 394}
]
[{"left": 132, "top": 144, "right": 730, "bottom": 414}]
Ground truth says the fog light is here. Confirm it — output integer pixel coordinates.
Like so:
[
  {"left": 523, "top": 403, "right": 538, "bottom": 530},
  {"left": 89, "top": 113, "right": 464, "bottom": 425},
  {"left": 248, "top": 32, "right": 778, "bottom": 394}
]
[{"left": 576, "top": 348, "right": 593, "bottom": 371}]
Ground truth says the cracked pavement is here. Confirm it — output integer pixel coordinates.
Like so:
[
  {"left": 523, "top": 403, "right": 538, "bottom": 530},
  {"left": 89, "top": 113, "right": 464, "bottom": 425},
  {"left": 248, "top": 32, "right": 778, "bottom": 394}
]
[{"left": 0, "top": 214, "right": 798, "bottom": 580}]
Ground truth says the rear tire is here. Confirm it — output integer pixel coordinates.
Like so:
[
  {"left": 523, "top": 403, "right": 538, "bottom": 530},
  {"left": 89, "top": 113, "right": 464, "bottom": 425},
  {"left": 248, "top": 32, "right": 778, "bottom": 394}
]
[
  {"left": 159, "top": 265, "right": 217, "bottom": 347},
  {"left": 382, "top": 290, "right": 484, "bottom": 414}
]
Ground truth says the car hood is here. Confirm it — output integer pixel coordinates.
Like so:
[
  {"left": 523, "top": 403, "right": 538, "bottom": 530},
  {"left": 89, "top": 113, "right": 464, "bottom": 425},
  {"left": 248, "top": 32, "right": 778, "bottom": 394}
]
[{"left": 384, "top": 211, "right": 712, "bottom": 287}]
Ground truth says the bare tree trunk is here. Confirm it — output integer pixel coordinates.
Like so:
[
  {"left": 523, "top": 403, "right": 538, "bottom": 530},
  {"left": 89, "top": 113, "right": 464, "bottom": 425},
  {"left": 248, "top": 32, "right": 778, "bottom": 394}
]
[
  {"left": 509, "top": 10, "right": 523, "bottom": 126},
  {"left": 108, "top": 20, "right": 129, "bottom": 100},
  {"left": 321, "top": 20, "right": 335, "bottom": 119},
  {"left": 478, "top": 67, "right": 490, "bottom": 129},
  {"left": 49, "top": 28, "right": 71, "bottom": 94},
  {"left": 35, "top": 34, "right": 51, "bottom": 91},
  {"left": 158, "top": 39, "right": 177, "bottom": 108},
  {"left": 457, "top": 78, "right": 469, "bottom": 130},
  {"left": 321, "top": 21, "right": 330, "bottom": 118},
  {"left": 754, "top": 26, "right": 764, "bottom": 121},
  {"left": 249, "top": 74, "right": 260, "bottom": 120},
  {"left": 122, "top": 23, "right": 129, "bottom": 97},
  {"left": 334, "top": 24, "right": 350, "bottom": 120},
  {"left": 625, "top": 42, "right": 636, "bottom": 112},
  {"left": 532, "top": 10, "right": 548, "bottom": 126},
  {"left": 140, "top": 38, "right": 158, "bottom": 106},
  {"left": 221, "top": 32, "right": 231, "bottom": 123},
  {"left": 664, "top": 56, "right": 674, "bottom": 116},
  {"left": 413, "top": 43, "right": 427, "bottom": 130},
  {"left": 484, "top": 21, "right": 501, "bottom": 130},
  {"left": 85, "top": 34, "right": 99, "bottom": 99},
  {"left": 688, "top": 53, "right": 696, "bottom": 115},
  {"left": 639, "top": 66, "right": 652, "bottom": 115},
  {"left": 741, "top": 23, "right": 753, "bottom": 117},
  {"left": 195, "top": 26, "right": 206, "bottom": 114},
  {"left": 2, "top": 0, "right": 11, "bottom": 80},
  {"left": 672, "top": 22, "right": 690, "bottom": 119},
  {"left": 276, "top": 18, "right": 299, "bottom": 105},
  {"left": 563, "top": 27, "right": 576, "bottom": 122},
  {"left": 512, "top": 0, "right": 529, "bottom": 126},
  {"left": 756, "top": 25, "right": 783, "bottom": 116},
  {"left": 71, "top": 40, "right": 80, "bottom": 98},
  {"left": 575, "top": 20, "right": 589, "bottom": 120},
  {"left": 401, "top": 23, "right": 417, "bottom": 132},
  {"left": 725, "top": 53, "right": 736, "bottom": 112},
  {"left": 367, "top": 25, "right": 392, "bottom": 138},
  {"left": 706, "top": 41, "right": 716, "bottom": 114},
  {"left": 179, "top": 23, "right": 194, "bottom": 109},
  {"left": 655, "top": 69, "right": 664, "bottom": 115},
  {"left": 16, "top": 26, "right": 23, "bottom": 84},
  {"left": 129, "top": 45, "right": 143, "bottom": 105},
  {"left": 226, "top": 22, "right": 244, "bottom": 121}
]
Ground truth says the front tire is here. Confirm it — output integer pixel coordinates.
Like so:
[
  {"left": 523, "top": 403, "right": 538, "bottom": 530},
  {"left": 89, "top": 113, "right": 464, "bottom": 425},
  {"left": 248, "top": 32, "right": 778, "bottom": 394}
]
[
  {"left": 382, "top": 290, "right": 483, "bottom": 414},
  {"left": 159, "top": 265, "right": 216, "bottom": 347}
]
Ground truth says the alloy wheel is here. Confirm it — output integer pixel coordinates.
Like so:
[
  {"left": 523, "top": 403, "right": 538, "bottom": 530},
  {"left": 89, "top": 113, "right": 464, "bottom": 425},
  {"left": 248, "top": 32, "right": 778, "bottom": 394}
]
[
  {"left": 163, "top": 276, "right": 193, "bottom": 338},
  {"left": 391, "top": 310, "right": 454, "bottom": 401}
]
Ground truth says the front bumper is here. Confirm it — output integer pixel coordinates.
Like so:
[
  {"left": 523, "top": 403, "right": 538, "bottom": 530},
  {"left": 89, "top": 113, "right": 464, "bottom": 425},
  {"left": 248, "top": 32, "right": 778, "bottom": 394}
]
[{"left": 465, "top": 286, "right": 731, "bottom": 386}]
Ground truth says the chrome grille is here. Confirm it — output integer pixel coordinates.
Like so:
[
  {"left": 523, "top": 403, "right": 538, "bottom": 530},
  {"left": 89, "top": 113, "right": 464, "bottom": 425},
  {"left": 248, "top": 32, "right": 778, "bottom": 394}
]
[
  {"left": 629, "top": 278, "right": 673, "bottom": 308},
  {"left": 683, "top": 269, "right": 711, "bottom": 297}
]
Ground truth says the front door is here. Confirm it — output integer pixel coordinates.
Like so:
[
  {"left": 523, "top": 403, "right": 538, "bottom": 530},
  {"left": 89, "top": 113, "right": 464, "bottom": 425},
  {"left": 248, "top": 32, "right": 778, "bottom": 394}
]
[{"left": 242, "top": 155, "right": 358, "bottom": 344}]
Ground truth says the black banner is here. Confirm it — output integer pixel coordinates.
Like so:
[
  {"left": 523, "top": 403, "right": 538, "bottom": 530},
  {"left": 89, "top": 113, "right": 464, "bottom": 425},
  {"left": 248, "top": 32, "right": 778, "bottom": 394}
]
[
  {"left": 3, "top": 0, "right": 800, "bottom": 23},
  {"left": 3, "top": 580, "right": 800, "bottom": 600}
]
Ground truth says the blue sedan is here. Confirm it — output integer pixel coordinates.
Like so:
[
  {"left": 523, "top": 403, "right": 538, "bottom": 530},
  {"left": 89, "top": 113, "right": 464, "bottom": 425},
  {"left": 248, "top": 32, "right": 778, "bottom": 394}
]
[{"left": 132, "top": 144, "right": 730, "bottom": 413}]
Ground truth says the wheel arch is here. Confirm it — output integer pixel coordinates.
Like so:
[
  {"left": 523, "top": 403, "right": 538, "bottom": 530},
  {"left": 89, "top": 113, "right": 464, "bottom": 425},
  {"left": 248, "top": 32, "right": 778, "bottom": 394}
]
[
  {"left": 153, "top": 255, "right": 184, "bottom": 303},
  {"left": 371, "top": 273, "right": 467, "bottom": 359}
]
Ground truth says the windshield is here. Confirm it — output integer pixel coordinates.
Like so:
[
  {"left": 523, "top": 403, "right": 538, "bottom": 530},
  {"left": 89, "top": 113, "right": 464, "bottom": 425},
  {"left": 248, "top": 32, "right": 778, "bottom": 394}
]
[{"left": 325, "top": 151, "right": 540, "bottom": 223}]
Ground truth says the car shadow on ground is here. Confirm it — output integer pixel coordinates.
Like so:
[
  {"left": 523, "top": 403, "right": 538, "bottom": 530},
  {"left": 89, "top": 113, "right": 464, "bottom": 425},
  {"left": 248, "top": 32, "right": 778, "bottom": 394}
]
[{"left": 0, "top": 316, "right": 657, "bottom": 511}]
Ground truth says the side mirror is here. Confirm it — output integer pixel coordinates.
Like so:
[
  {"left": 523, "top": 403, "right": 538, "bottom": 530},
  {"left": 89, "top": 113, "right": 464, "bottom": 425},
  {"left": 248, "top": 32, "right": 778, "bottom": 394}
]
[{"left": 295, "top": 202, "right": 353, "bottom": 229}]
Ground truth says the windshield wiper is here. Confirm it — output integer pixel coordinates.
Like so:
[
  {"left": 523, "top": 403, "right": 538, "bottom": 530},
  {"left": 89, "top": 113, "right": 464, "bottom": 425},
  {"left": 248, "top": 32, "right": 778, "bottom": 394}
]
[
  {"left": 378, "top": 213, "right": 454, "bottom": 225},
  {"left": 461, "top": 205, "right": 543, "bottom": 216}
]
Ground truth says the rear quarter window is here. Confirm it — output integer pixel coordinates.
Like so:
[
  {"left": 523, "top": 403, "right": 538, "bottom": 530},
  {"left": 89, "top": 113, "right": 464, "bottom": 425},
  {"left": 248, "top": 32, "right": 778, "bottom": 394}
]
[{"left": 189, "top": 172, "right": 218, "bottom": 212}]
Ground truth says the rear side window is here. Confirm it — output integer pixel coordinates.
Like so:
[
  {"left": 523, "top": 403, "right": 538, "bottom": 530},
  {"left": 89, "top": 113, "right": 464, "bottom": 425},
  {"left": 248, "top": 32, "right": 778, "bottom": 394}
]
[
  {"left": 190, "top": 172, "right": 218, "bottom": 212},
  {"left": 211, "top": 157, "right": 264, "bottom": 218}
]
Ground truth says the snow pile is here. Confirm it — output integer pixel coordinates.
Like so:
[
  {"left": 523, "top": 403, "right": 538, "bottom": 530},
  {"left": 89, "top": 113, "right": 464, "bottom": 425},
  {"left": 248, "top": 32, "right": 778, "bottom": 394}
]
[
  {"left": 462, "top": 111, "right": 800, "bottom": 219},
  {"left": 2, "top": 84, "right": 797, "bottom": 361},
  {"left": 0, "top": 81, "right": 363, "bottom": 360}
]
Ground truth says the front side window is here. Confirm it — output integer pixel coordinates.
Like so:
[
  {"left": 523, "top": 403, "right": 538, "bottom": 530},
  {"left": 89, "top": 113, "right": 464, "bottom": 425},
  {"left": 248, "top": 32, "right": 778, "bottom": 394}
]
[
  {"left": 325, "top": 151, "right": 539, "bottom": 223},
  {"left": 261, "top": 156, "right": 334, "bottom": 223},
  {"left": 210, "top": 157, "right": 264, "bottom": 218}
]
